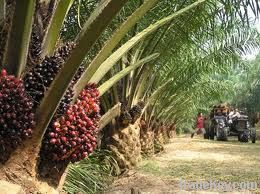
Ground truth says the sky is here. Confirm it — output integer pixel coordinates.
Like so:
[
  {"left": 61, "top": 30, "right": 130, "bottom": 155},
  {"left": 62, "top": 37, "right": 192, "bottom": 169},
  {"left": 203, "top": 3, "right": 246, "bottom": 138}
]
[{"left": 243, "top": 9, "right": 260, "bottom": 60}]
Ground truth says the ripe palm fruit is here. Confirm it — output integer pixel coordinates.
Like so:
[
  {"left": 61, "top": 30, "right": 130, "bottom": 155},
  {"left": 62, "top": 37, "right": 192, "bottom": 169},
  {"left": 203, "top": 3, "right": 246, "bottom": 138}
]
[
  {"left": 41, "top": 83, "right": 100, "bottom": 162},
  {"left": 56, "top": 65, "right": 85, "bottom": 115},
  {"left": 23, "top": 56, "right": 62, "bottom": 106},
  {"left": 23, "top": 41, "right": 79, "bottom": 113},
  {"left": 0, "top": 69, "right": 35, "bottom": 163}
]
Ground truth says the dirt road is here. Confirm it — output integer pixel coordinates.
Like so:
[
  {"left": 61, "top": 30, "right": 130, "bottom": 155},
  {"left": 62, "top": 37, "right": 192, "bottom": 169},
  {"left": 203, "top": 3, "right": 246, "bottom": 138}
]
[{"left": 105, "top": 135, "right": 260, "bottom": 194}]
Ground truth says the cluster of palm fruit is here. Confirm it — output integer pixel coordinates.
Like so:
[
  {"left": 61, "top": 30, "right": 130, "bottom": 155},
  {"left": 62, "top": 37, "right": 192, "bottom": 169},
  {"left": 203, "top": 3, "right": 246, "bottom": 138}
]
[
  {"left": 57, "top": 65, "right": 84, "bottom": 115},
  {"left": 41, "top": 83, "right": 100, "bottom": 162},
  {"left": 119, "top": 101, "right": 145, "bottom": 126},
  {"left": 129, "top": 101, "right": 145, "bottom": 123},
  {"left": 119, "top": 103, "right": 132, "bottom": 126},
  {"left": 0, "top": 69, "right": 35, "bottom": 163},
  {"left": 23, "top": 42, "right": 85, "bottom": 114},
  {"left": 27, "top": 30, "right": 43, "bottom": 65}
]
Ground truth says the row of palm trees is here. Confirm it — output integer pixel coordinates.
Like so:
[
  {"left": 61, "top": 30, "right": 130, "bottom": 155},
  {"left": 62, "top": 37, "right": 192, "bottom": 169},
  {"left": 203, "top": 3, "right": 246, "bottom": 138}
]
[{"left": 0, "top": 0, "right": 259, "bottom": 192}]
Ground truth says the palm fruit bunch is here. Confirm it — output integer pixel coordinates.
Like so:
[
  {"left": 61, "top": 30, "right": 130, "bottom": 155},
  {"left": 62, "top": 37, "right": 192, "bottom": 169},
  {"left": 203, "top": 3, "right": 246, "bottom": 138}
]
[
  {"left": 71, "top": 65, "right": 85, "bottom": 85},
  {"left": 41, "top": 83, "right": 100, "bottom": 162},
  {"left": 129, "top": 101, "right": 145, "bottom": 123},
  {"left": 57, "top": 65, "right": 85, "bottom": 115},
  {"left": 0, "top": 69, "right": 35, "bottom": 163},
  {"left": 27, "top": 30, "right": 43, "bottom": 65},
  {"left": 23, "top": 42, "right": 77, "bottom": 112},
  {"left": 54, "top": 41, "right": 76, "bottom": 60},
  {"left": 119, "top": 103, "right": 132, "bottom": 127}
]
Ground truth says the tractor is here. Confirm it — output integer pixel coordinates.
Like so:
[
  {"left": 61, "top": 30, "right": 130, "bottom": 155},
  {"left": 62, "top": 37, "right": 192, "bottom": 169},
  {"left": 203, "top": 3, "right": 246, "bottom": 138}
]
[{"left": 207, "top": 104, "right": 256, "bottom": 143}]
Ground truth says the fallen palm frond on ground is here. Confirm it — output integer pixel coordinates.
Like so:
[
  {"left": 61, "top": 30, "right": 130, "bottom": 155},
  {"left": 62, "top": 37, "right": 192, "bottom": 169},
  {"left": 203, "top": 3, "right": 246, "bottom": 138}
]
[{"left": 63, "top": 150, "right": 120, "bottom": 194}]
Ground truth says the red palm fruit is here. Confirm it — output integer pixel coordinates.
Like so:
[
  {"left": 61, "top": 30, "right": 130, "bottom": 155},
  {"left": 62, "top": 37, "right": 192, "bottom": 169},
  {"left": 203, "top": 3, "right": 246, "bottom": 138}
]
[
  {"left": 90, "top": 136, "right": 96, "bottom": 142},
  {"left": 86, "top": 133, "right": 92, "bottom": 139},
  {"left": 53, "top": 122, "right": 60, "bottom": 128},
  {"left": 40, "top": 83, "right": 100, "bottom": 162},
  {"left": 54, "top": 128, "right": 61, "bottom": 133},
  {"left": 88, "top": 147, "right": 93, "bottom": 153},
  {"left": 0, "top": 70, "right": 35, "bottom": 163},
  {"left": 82, "top": 152, "right": 88, "bottom": 158},
  {"left": 72, "top": 141, "right": 77, "bottom": 146},
  {"left": 77, "top": 138, "right": 82, "bottom": 144},
  {"left": 66, "top": 109, "right": 72, "bottom": 115},
  {"left": 69, "top": 125, "right": 76, "bottom": 130},
  {"left": 92, "top": 142, "right": 97, "bottom": 147},
  {"left": 50, "top": 138, "right": 57, "bottom": 145},
  {"left": 65, "top": 121, "right": 70, "bottom": 126},
  {"left": 48, "top": 132, "right": 55, "bottom": 138},
  {"left": 70, "top": 131, "right": 76, "bottom": 136},
  {"left": 62, "top": 149, "right": 67, "bottom": 154},
  {"left": 61, "top": 136, "right": 67, "bottom": 143},
  {"left": 1, "top": 69, "right": 7, "bottom": 77},
  {"left": 68, "top": 115, "right": 74, "bottom": 121},
  {"left": 63, "top": 126, "right": 68, "bottom": 132},
  {"left": 56, "top": 138, "right": 61, "bottom": 145},
  {"left": 86, "top": 143, "right": 92, "bottom": 148},
  {"left": 72, "top": 105, "right": 78, "bottom": 111}
]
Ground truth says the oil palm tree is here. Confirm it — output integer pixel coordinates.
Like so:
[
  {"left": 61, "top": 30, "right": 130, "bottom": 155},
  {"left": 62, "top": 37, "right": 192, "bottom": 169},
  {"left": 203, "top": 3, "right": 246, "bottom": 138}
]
[{"left": 0, "top": 0, "right": 259, "bottom": 193}]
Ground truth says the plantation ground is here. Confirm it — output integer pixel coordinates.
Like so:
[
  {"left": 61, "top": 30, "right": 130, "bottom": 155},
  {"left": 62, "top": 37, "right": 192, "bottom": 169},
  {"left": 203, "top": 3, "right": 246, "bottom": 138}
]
[{"left": 105, "top": 135, "right": 260, "bottom": 194}]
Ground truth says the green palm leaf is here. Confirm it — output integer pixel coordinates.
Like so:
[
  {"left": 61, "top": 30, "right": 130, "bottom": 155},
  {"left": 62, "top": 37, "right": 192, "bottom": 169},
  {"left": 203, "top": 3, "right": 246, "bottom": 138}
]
[{"left": 3, "top": 0, "right": 36, "bottom": 77}]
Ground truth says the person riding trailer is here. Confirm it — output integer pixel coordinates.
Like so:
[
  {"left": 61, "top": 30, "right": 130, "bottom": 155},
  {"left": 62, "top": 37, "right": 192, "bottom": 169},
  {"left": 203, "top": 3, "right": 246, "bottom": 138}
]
[{"left": 229, "top": 108, "right": 240, "bottom": 119}]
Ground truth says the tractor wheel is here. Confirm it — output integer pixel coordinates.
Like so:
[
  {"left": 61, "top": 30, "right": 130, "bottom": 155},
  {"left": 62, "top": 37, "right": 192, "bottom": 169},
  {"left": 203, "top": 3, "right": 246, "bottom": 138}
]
[
  {"left": 239, "top": 132, "right": 248, "bottom": 143},
  {"left": 209, "top": 127, "right": 214, "bottom": 140},
  {"left": 251, "top": 129, "right": 256, "bottom": 143},
  {"left": 216, "top": 128, "right": 228, "bottom": 141},
  {"left": 238, "top": 134, "right": 241, "bottom": 141}
]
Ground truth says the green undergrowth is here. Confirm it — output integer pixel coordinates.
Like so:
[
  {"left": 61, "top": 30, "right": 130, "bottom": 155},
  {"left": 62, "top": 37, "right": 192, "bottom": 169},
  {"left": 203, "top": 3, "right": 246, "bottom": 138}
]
[{"left": 63, "top": 149, "right": 120, "bottom": 194}]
